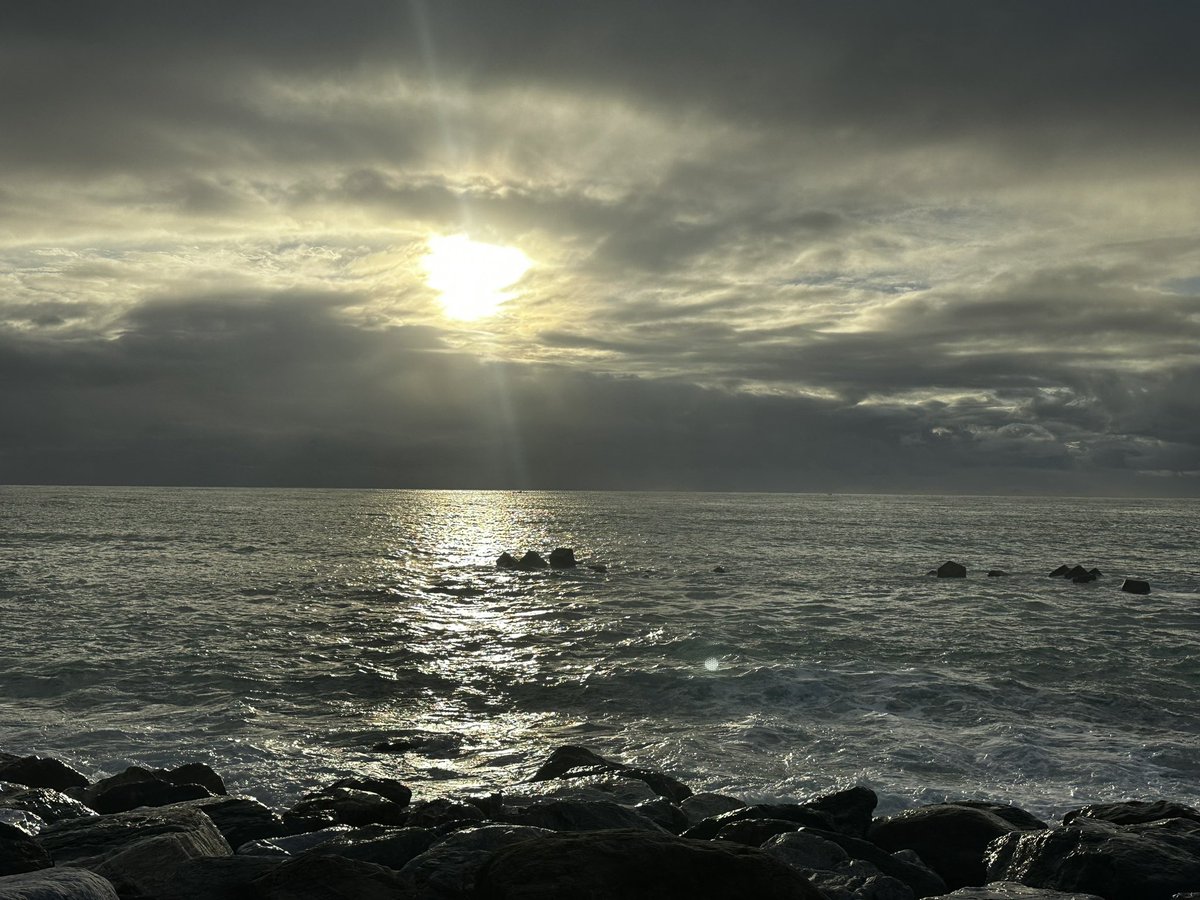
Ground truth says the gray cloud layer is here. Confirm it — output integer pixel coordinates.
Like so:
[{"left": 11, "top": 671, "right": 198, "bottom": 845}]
[{"left": 2, "top": 1, "right": 1198, "bottom": 493}]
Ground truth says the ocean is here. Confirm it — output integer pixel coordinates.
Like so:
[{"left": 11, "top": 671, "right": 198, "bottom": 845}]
[{"left": 1, "top": 486, "right": 1197, "bottom": 819}]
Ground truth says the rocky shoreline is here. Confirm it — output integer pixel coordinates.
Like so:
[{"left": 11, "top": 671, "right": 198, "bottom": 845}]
[{"left": 2, "top": 745, "right": 1198, "bottom": 899}]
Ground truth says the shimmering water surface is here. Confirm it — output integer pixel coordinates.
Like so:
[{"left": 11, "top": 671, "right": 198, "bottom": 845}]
[{"left": 1, "top": 487, "right": 1197, "bottom": 818}]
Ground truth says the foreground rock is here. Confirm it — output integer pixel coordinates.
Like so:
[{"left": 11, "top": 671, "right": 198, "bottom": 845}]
[
  {"left": 0, "top": 759, "right": 88, "bottom": 794},
  {"left": 0, "top": 868, "right": 119, "bottom": 900},
  {"left": 869, "top": 802, "right": 1045, "bottom": 890},
  {"left": 473, "top": 828, "right": 826, "bottom": 899},
  {"left": 935, "top": 561, "right": 967, "bottom": 578},
  {"left": 985, "top": 816, "right": 1200, "bottom": 900},
  {"left": 0, "top": 824, "right": 50, "bottom": 877},
  {"left": 39, "top": 806, "right": 230, "bottom": 869}
]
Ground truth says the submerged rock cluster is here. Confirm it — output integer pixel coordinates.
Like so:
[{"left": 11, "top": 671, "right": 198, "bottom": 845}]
[{"left": 3, "top": 745, "right": 1199, "bottom": 899}]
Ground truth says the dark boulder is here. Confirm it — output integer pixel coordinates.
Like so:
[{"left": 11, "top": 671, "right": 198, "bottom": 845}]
[
  {"left": 87, "top": 822, "right": 233, "bottom": 898},
  {"left": 1063, "top": 799, "right": 1200, "bottom": 828},
  {"left": 1048, "top": 565, "right": 1071, "bottom": 577},
  {"left": 155, "top": 763, "right": 226, "bottom": 796},
  {"left": 587, "top": 563, "right": 608, "bottom": 573},
  {"left": 516, "top": 551, "right": 548, "bottom": 571},
  {"left": 0, "top": 786, "right": 95, "bottom": 825},
  {"left": 403, "top": 798, "right": 485, "bottom": 830},
  {"left": 527, "top": 746, "right": 692, "bottom": 803},
  {"left": 39, "top": 806, "right": 230, "bottom": 869},
  {"left": 802, "top": 785, "right": 878, "bottom": 839},
  {"left": 516, "top": 799, "right": 665, "bottom": 833},
  {"left": 713, "top": 565, "right": 727, "bottom": 574},
  {"left": 285, "top": 787, "right": 409, "bottom": 830},
  {"left": 473, "top": 828, "right": 826, "bottom": 899},
  {"left": 987, "top": 570, "right": 1009, "bottom": 577},
  {"left": 937, "top": 561, "right": 967, "bottom": 578},
  {"left": 985, "top": 817, "right": 1200, "bottom": 900},
  {"left": 0, "top": 821, "right": 52, "bottom": 876},
  {"left": 681, "top": 792, "right": 746, "bottom": 825},
  {"left": 496, "top": 552, "right": 517, "bottom": 569},
  {"left": 953, "top": 802, "right": 1049, "bottom": 832},
  {"left": 0, "top": 757, "right": 89, "bottom": 793},
  {"left": 328, "top": 777, "right": 412, "bottom": 808},
  {"left": 1088, "top": 568, "right": 1102, "bottom": 578},
  {"left": 86, "top": 778, "right": 212, "bottom": 815},
  {"left": 0, "top": 867, "right": 120, "bottom": 900},
  {"left": 632, "top": 798, "right": 690, "bottom": 835},
  {"left": 683, "top": 804, "right": 833, "bottom": 841},
  {"left": 716, "top": 818, "right": 801, "bottom": 846},
  {"left": 162, "top": 796, "right": 286, "bottom": 847},
  {"left": 548, "top": 548, "right": 576, "bottom": 569},
  {"left": 398, "top": 824, "right": 553, "bottom": 898},
  {"left": 236, "top": 827, "right": 352, "bottom": 858},
  {"left": 1065, "top": 565, "right": 1091, "bottom": 581},
  {"left": 1121, "top": 579, "right": 1150, "bottom": 595},
  {"left": 150, "top": 855, "right": 281, "bottom": 900},
  {"left": 251, "top": 852, "right": 409, "bottom": 900},
  {"left": 304, "top": 825, "right": 436, "bottom": 870},
  {"left": 787, "top": 826, "right": 947, "bottom": 898},
  {"left": 869, "top": 802, "right": 1044, "bottom": 890}
]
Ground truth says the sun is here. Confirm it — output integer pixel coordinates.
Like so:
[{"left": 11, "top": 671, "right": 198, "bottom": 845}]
[{"left": 423, "top": 234, "right": 531, "bottom": 321}]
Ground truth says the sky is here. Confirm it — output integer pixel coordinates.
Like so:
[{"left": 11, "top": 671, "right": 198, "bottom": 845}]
[{"left": 2, "top": 1, "right": 1198, "bottom": 494}]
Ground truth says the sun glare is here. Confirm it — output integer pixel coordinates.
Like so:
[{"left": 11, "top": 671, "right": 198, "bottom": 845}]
[{"left": 423, "top": 235, "right": 531, "bottom": 321}]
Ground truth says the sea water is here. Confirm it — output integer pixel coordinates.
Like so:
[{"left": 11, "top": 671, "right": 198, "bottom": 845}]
[{"left": 1, "top": 486, "right": 1197, "bottom": 819}]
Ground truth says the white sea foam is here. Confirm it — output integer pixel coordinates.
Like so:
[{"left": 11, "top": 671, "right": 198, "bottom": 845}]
[{"left": 1, "top": 486, "right": 1197, "bottom": 818}]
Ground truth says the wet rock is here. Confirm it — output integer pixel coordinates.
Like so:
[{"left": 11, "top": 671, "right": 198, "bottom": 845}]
[
  {"left": 0, "top": 822, "right": 52, "bottom": 876},
  {"left": 473, "top": 828, "right": 826, "bottom": 899},
  {"left": 683, "top": 803, "right": 834, "bottom": 840},
  {"left": 713, "top": 565, "right": 727, "bottom": 573},
  {"left": 954, "top": 802, "right": 1049, "bottom": 832},
  {"left": 516, "top": 799, "right": 665, "bottom": 833},
  {"left": 1088, "top": 568, "right": 1102, "bottom": 578},
  {"left": 681, "top": 792, "right": 746, "bottom": 825},
  {"left": 764, "top": 829, "right": 850, "bottom": 870},
  {"left": 803, "top": 785, "right": 878, "bottom": 838},
  {"left": 155, "top": 764, "right": 226, "bottom": 797},
  {"left": 985, "top": 817, "right": 1200, "bottom": 900},
  {"left": 1062, "top": 798, "right": 1200, "bottom": 827},
  {"left": 0, "top": 867, "right": 119, "bottom": 900},
  {"left": 938, "top": 884, "right": 1104, "bottom": 898},
  {"left": 39, "top": 806, "right": 230, "bottom": 869},
  {"left": 328, "top": 777, "right": 412, "bottom": 808},
  {"left": 0, "top": 786, "right": 95, "bottom": 826},
  {"left": 1048, "top": 565, "right": 1071, "bottom": 577},
  {"left": 303, "top": 825, "right": 436, "bottom": 870},
  {"left": 632, "top": 797, "right": 690, "bottom": 834},
  {"left": 527, "top": 746, "right": 692, "bottom": 802},
  {"left": 764, "top": 831, "right": 918, "bottom": 900},
  {"left": 516, "top": 551, "right": 548, "bottom": 571},
  {"left": 236, "top": 826, "right": 352, "bottom": 857},
  {"left": 0, "top": 812, "right": 42, "bottom": 839},
  {"left": 403, "top": 798, "right": 486, "bottom": 830},
  {"left": 496, "top": 552, "right": 517, "bottom": 569},
  {"left": 716, "top": 818, "right": 801, "bottom": 846},
  {"left": 284, "top": 787, "right": 409, "bottom": 830},
  {"left": 0, "top": 758, "right": 88, "bottom": 794},
  {"left": 89, "top": 826, "right": 234, "bottom": 899},
  {"left": 548, "top": 547, "right": 576, "bottom": 568},
  {"left": 987, "top": 570, "right": 1009, "bottom": 577},
  {"left": 1065, "top": 565, "right": 1092, "bottom": 582},
  {"left": 84, "top": 774, "right": 212, "bottom": 815},
  {"left": 399, "top": 824, "right": 553, "bottom": 898},
  {"left": 507, "top": 772, "right": 659, "bottom": 807},
  {"left": 251, "top": 852, "right": 409, "bottom": 900},
  {"left": 1121, "top": 578, "right": 1151, "bottom": 595},
  {"left": 162, "top": 796, "right": 286, "bottom": 847},
  {"left": 792, "top": 827, "right": 947, "bottom": 898},
  {"left": 937, "top": 561, "right": 967, "bottom": 578},
  {"left": 869, "top": 802, "right": 1044, "bottom": 890}
]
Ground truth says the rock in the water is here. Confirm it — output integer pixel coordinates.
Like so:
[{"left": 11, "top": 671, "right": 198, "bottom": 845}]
[
  {"left": 716, "top": 818, "right": 801, "bottom": 846},
  {"left": 496, "top": 552, "right": 517, "bottom": 569},
  {"left": 516, "top": 551, "right": 548, "bottom": 570},
  {"left": 938, "top": 884, "right": 1104, "bottom": 898},
  {"left": 681, "top": 792, "right": 746, "bottom": 826},
  {"left": 684, "top": 804, "right": 834, "bottom": 841},
  {"left": 85, "top": 777, "right": 211, "bottom": 815},
  {"left": 526, "top": 746, "right": 692, "bottom": 802},
  {"left": 802, "top": 786, "right": 878, "bottom": 839},
  {"left": 403, "top": 798, "right": 486, "bottom": 830},
  {"left": 0, "top": 867, "right": 119, "bottom": 900},
  {"left": 953, "top": 802, "right": 1049, "bottom": 832},
  {"left": 251, "top": 852, "right": 409, "bottom": 900},
  {"left": 154, "top": 764, "right": 226, "bottom": 797},
  {"left": 587, "top": 563, "right": 607, "bottom": 572},
  {"left": 937, "top": 561, "right": 967, "bottom": 578},
  {"left": 0, "top": 823, "right": 51, "bottom": 876},
  {"left": 869, "top": 802, "right": 1044, "bottom": 890},
  {"left": 1065, "top": 565, "right": 1091, "bottom": 581},
  {"left": 0, "top": 786, "right": 95, "bottom": 826},
  {"left": 508, "top": 772, "right": 659, "bottom": 807},
  {"left": 328, "top": 777, "right": 412, "bottom": 808},
  {"left": 987, "top": 570, "right": 1009, "bottom": 577},
  {"left": 1048, "top": 565, "right": 1070, "bottom": 577},
  {"left": 0, "top": 759, "right": 88, "bottom": 794},
  {"left": 985, "top": 817, "right": 1200, "bottom": 900},
  {"left": 399, "top": 824, "right": 553, "bottom": 898},
  {"left": 474, "top": 828, "right": 825, "bottom": 899},
  {"left": 1062, "top": 799, "right": 1200, "bottom": 827},
  {"left": 1121, "top": 578, "right": 1150, "bottom": 595},
  {"left": 713, "top": 565, "right": 727, "bottom": 574},
  {"left": 632, "top": 798, "right": 690, "bottom": 834},
  {"left": 548, "top": 547, "right": 576, "bottom": 568},
  {"left": 285, "top": 787, "right": 409, "bottom": 830},
  {"left": 1087, "top": 568, "right": 1102, "bottom": 578}
]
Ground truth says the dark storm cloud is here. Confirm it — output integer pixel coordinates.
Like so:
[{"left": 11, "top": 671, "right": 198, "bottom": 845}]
[{"left": 3, "top": 1, "right": 1199, "bottom": 493}]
